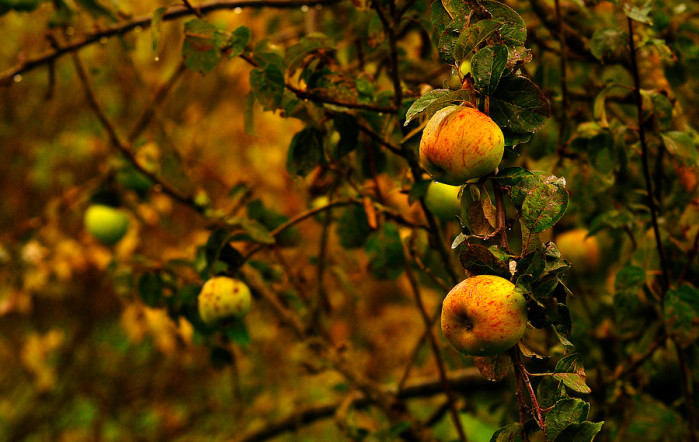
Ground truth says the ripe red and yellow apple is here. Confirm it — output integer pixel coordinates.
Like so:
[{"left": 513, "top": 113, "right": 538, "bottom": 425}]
[
  {"left": 419, "top": 106, "right": 505, "bottom": 185},
  {"left": 424, "top": 181, "right": 462, "bottom": 221},
  {"left": 84, "top": 204, "right": 130, "bottom": 245},
  {"left": 555, "top": 228, "right": 601, "bottom": 273},
  {"left": 441, "top": 275, "right": 527, "bottom": 356},
  {"left": 198, "top": 277, "right": 252, "bottom": 325}
]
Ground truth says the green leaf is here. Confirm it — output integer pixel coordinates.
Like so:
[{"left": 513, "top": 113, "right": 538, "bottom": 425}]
[
  {"left": 452, "top": 19, "right": 501, "bottom": 66},
  {"left": 286, "top": 127, "right": 324, "bottom": 177},
  {"left": 430, "top": 0, "right": 450, "bottom": 38},
  {"left": 483, "top": 0, "right": 526, "bottom": 46},
  {"left": 489, "top": 422, "right": 524, "bottom": 442},
  {"left": 622, "top": 1, "right": 652, "bottom": 25},
  {"left": 333, "top": 114, "right": 359, "bottom": 158},
  {"left": 423, "top": 89, "right": 471, "bottom": 121},
  {"left": 553, "top": 373, "right": 592, "bottom": 394},
  {"left": 537, "top": 375, "right": 567, "bottom": 409},
  {"left": 437, "top": 17, "right": 466, "bottom": 65},
  {"left": 553, "top": 354, "right": 591, "bottom": 394},
  {"left": 492, "top": 167, "right": 533, "bottom": 186},
  {"left": 151, "top": 7, "right": 166, "bottom": 52},
  {"left": 664, "top": 285, "right": 699, "bottom": 347},
  {"left": 286, "top": 34, "right": 326, "bottom": 72},
  {"left": 661, "top": 131, "right": 698, "bottom": 166},
  {"left": 521, "top": 183, "right": 569, "bottom": 233},
  {"left": 336, "top": 205, "right": 372, "bottom": 249},
  {"left": 614, "top": 266, "right": 646, "bottom": 290},
  {"left": 442, "top": 0, "right": 470, "bottom": 20},
  {"left": 649, "top": 92, "right": 673, "bottom": 130},
  {"left": 473, "top": 353, "right": 511, "bottom": 381},
  {"left": 472, "top": 44, "right": 508, "bottom": 95},
  {"left": 365, "top": 223, "right": 405, "bottom": 279},
  {"left": 216, "top": 25, "right": 250, "bottom": 59},
  {"left": 224, "top": 320, "right": 251, "bottom": 347},
  {"left": 459, "top": 243, "right": 510, "bottom": 278},
  {"left": 249, "top": 64, "right": 285, "bottom": 110},
  {"left": 545, "top": 398, "right": 590, "bottom": 440},
  {"left": 138, "top": 272, "right": 163, "bottom": 307},
  {"left": 516, "top": 251, "right": 546, "bottom": 281},
  {"left": 490, "top": 75, "right": 550, "bottom": 133},
  {"left": 590, "top": 28, "right": 627, "bottom": 62},
  {"left": 404, "top": 89, "right": 451, "bottom": 125},
  {"left": 204, "top": 228, "right": 244, "bottom": 272},
  {"left": 182, "top": 19, "right": 221, "bottom": 74},
  {"left": 230, "top": 218, "right": 275, "bottom": 245},
  {"left": 554, "top": 421, "right": 604, "bottom": 442}
]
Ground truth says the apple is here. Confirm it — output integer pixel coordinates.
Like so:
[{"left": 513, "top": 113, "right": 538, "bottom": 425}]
[
  {"left": 441, "top": 274, "right": 527, "bottom": 356},
  {"left": 555, "top": 228, "right": 601, "bottom": 273},
  {"left": 424, "top": 181, "right": 462, "bottom": 221},
  {"left": 460, "top": 59, "right": 472, "bottom": 77},
  {"left": 198, "top": 276, "right": 252, "bottom": 325},
  {"left": 419, "top": 106, "right": 505, "bottom": 185},
  {"left": 84, "top": 204, "right": 130, "bottom": 245}
]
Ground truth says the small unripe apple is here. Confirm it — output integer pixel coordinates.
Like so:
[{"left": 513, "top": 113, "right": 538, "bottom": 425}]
[
  {"left": 441, "top": 274, "right": 527, "bottom": 356},
  {"left": 198, "top": 277, "right": 251, "bottom": 325},
  {"left": 419, "top": 106, "right": 505, "bottom": 185},
  {"left": 459, "top": 59, "right": 472, "bottom": 77},
  {"left": 84, "top": 204, "right": 130, "bottom": 245},
  {"left": 424, "top": 181, "right": 462, "bottom": 221},
  {"left": 555, "top": 228, "right": 601, "bottom": 273}
]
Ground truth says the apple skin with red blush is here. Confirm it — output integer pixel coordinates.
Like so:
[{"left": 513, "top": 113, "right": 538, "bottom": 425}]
[
  {"left": 441, "top": 274, "right": 527, "bottom": 356},
  {"left": 419, "top": 106, "right": 505, "bottom": 186}
]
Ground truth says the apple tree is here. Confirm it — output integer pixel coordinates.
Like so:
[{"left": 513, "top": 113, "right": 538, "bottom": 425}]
[{"left": 0, "top": 0, "right": 697, "bottom": 440}]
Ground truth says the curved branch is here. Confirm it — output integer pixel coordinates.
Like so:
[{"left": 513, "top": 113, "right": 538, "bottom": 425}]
[{"left": 0, "top": 0, "right": 342, "bottom": 85}]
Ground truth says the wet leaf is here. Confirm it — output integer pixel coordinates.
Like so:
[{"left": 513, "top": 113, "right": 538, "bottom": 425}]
[
  {"left": 521, "top": 183, "right": 568, "bottom": 234},
  {"left": 490, "top": 75, "right": 550, "bottom": 133},
  {"left": 472, "top": 44, "right": 508, "bottom": 95}
]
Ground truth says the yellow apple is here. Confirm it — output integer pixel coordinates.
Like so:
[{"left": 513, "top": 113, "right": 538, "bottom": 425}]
[
  {"left": 555, "top": 228, "right": 601, "bottom": 273},
  {"left": 424, "top": 181, "right": 462, "bottom": 221},
  {"left": 441, "top": 274, "right": 527, "bottom": 356},
  {"left": 419, "top": 106, "right": 505, "bottom": 185},
  {"left": 84, "top": 204, "right": 130, "bottom": 245},
  {"left": 198, "top": 277, "right": 252, "bottom": 325}
]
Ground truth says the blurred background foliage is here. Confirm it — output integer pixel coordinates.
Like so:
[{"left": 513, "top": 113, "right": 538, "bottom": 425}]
[{"left": 0, "top": 0, "right": 698, "bottom": 440}]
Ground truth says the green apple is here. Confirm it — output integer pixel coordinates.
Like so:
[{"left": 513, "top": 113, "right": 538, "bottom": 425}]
[
  {"left": 555, "top": 228, "right": 601, "bottom": 273},
  {"left": 441, "top": 274, "right": 527, "bottom": 356},
  {"left": 84, "top": 204, "right": 130, "bottom": 245},
  {"left": 419, "top": 106, "right": 505, "bottom": 185},
  {"left": 424, "top": 181, "right": 462, "bottom": 221},
  {"left": 198, "top": 276, "right": 251, "bottom": 325},
  {"left": 459, "top": 59, "right": 472, "bottom": 77}
]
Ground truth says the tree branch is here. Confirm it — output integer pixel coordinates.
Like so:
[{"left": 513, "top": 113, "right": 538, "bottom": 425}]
[
  {"left": 627, "top": 17, "right": 671, "bottom": 293},
  {"left": 0, "top": 0, "right": 342, "bottom": 86},
  {"left": 404, "top": 257, "right": 467, "bottom": 441}
]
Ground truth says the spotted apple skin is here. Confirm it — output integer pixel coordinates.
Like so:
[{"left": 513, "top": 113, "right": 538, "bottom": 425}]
[
  {"left": 198, "top": 277, "right": 251, "bottom": 325},
  {"left": 419, "top": 106, "right": 505, "bottom": 185},
  {"left": 441, "top": 274, "right": 527, "bottom": 356}
]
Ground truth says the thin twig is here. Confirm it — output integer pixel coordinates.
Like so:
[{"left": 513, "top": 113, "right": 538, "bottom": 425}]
[
  {"left": 370, "top": 0, "right": 402, "bottom": 109},
  {"left": 674, "top": 340, "right": 698, "bottom": 442},
  {"left": 69, "top": 50, "right": 199, "bottom": 210},
  {"left": 128, "top": 62, "right": 187, "bottom": 143},
  {"left": 404, "top": 258, "right": 467, "bottom": 441},
  {"left": 627, "top": 17, "right": 671, "bottom": 293},
  {"left": 554, "top": 0, "right": 569, "bottom": 146},
  {"left": 0, "top": 0, "right": 342, "bottom": 85}
]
